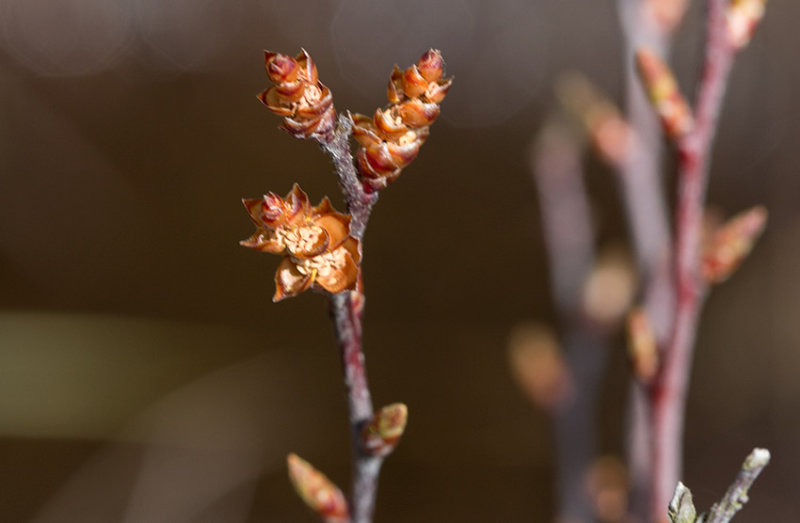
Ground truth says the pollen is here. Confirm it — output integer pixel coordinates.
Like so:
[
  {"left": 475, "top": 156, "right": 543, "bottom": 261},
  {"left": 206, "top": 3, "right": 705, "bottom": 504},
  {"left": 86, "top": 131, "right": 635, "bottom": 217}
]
[{"left": 278, "top": 224, "right": 325, "bottom": 254}]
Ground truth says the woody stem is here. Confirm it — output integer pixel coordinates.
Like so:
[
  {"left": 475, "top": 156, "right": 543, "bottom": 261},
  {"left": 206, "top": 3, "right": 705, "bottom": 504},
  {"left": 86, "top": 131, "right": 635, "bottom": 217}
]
[
  {"left": 330, "top": 292, "right": 381, "bottom": 523},
  {"left": 323, "top": 113, "right": 382, "bottom": 523},
  {"left": 616, "top": 0, "right": 676, "bottom": 517},
  {"left": 650, "top": 0, "right": 735, "bottom": 518},
  {"left": 533, "top": 121, "right": 605, "bottom": 522}
]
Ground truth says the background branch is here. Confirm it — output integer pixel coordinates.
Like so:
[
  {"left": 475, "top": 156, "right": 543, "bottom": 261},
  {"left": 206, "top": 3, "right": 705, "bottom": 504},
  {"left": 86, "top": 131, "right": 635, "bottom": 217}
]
[
  {"left": 532, "top": 120, "right": 611, "bottom": 522},
  {"left": 616, "top": 1, "right": 681, "bottom": 517}
]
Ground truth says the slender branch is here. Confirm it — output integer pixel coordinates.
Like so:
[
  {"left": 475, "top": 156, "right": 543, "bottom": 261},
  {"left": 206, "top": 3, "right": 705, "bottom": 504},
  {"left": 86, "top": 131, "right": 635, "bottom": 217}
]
[
  {"left": 322, "top": 114, "right": 383, "bottom": 523},
  {"left": 651, "top": 0, "right": 737, "bottom": 517},
  {"left": 617, "top": 1, "right": 677, "bottom": 517},
  {"left": 330, "top": 291, "right": 381, "bottom": 523},
  {"left": 704, "top": 448, "right": 771, "bottom": 523},
  {"left": 616, "top": 0, "right": 675, "bottom": 343},
  {"left": 534, "top": 122, "right": 594, "bottom": 312},
  {"left": 322, "top": 114, "right": 378, "bottom": 241},
  {"left": 533, "top": 121, "right": 610, "bottom": 522}
]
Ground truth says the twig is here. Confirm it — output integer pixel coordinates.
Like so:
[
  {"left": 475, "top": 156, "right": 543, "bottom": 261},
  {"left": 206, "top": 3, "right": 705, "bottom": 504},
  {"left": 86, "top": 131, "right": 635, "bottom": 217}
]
[
  {"left": 617, "top": 2, "right": 678, "bottom": 518},
  {"left": 704, "top": 448, "right": 771, "bottom": 523},
  {"left": 322, "top": 115, "right": 379, "bottom": 241},
  {"left": 323, "top": 114, "right": 382, "bottom": 523},
  {"left": 651, "top": 0, "right": 737, "bottom": 517},
  {"left": 533, "top": 121, "right": 609, "bottom": 521}
]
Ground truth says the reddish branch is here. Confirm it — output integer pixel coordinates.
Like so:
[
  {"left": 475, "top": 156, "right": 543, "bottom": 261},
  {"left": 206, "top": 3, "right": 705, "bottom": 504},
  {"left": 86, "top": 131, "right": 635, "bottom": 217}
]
[
  {"left": 650, "top": 0, "right": 737, "bottom": 518},
  {"left": 323, "top": 115, "right": 382, "bottom": 523}
]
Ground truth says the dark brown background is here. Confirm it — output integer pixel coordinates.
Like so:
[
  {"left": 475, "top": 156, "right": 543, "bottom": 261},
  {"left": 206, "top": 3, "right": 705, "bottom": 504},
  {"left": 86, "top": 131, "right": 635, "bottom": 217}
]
[{"left": 0, "top": 0, "right": 798, "bottom": 521}]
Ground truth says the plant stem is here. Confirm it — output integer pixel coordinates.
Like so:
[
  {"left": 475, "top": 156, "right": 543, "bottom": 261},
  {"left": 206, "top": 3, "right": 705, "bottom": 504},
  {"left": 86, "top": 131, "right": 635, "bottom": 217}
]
[
  {"left": 323, "top": 114, "right": 378, "bottom": 240},
  {"left": 533, "top": 122, "right": 603, "bottom": 522},
  {"left": 323, "top": 114, "right": 382, "bottom": 523},
  {"left": 705, "top": 448, "right": 771, "bottom": 523},
  {"left": 617, "top": 1, "right": 676, "bottom": 517},
  {"left": 330, "top": 291, "right": 381, "bottom": 523},
  {"left": 651, "top": 0, "right": 736, "bottom": 518}
]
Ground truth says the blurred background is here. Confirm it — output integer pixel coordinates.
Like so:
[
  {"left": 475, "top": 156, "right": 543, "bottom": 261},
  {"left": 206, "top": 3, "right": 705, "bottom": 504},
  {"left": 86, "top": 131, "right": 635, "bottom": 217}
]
[{"left": 0, "top": 0, "right": 798, "bottom": 521}]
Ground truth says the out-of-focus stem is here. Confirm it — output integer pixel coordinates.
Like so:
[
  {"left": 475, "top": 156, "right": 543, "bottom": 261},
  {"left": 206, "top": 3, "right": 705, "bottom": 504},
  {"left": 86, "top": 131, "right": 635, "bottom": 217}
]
[
  {"left": 651, "top": 0, "right": 736, "bottom": 518},
  {"left": 617, "top": 2, "right": 677, "bottom": 518},
  {"left": 534, "top": 122, "right": 607, "bottom": 522},
  {"left": 323, "top": 114, "right": 383, "bottom": 523}
]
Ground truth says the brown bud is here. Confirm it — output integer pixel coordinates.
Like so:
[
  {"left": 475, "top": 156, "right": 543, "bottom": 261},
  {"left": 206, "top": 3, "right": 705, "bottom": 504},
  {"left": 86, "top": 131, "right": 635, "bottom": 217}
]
[
  {"left": 396, "top": 99, "right": 441, "bottom": 128},
  {"left": 361, "top": 403, "right": 408, "bottom": 457},
  {"left": 627, "top": 308, "right": 659, "bottom": 383},
  {"left": 417, "top": 49, "right": 444, "bottom": 83},
  {"left": 265, "top": 51, "right": 300, "bottom": 84},
  {"left": 287, "top": 453, "right": 349, "bottom": 522},
  {"left": 636, "top": 48, "right": 694, "bottom": 139},
  {"left": 353, "top": 49, "right": 451, "bottom": 191},
  {"left": 258, "top": 49, "right": 336, "bottom": 143},
  {"left": 702, "top": 205, "right": 767, "bottom": 284}
]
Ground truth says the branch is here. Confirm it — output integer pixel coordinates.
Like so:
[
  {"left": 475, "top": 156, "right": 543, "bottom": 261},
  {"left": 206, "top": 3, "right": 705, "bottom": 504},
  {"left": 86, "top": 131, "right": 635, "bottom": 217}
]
[
  {"left": 322, "top": 114, "right": 378, "bottom": 241},
  {"left": 322, "top": 115, "right": 383, "bottom": 523},
  {"left": 652, "top": 0, "right": 739, "bottom": 516},
  {"left": 704, "top": 448, "right": 771, "bottom": 523},
  {"left": 532, "top": 120, "right": 617, "bottom": 521},
  {"left": 665, "top": 448, "right": 770, "bottom": 523},
  {"left": 617, "top": 1, "right": 680, "bottom": 516}
]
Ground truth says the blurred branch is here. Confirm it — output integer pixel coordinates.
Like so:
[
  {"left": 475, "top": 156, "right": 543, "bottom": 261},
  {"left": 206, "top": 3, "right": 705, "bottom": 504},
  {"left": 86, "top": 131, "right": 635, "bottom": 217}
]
[
  {"left": 532, "top": 119, "right": 616, "bottom": 522},
  {"left": 617, "top": 1, "right": 680, "bottom": 517}
]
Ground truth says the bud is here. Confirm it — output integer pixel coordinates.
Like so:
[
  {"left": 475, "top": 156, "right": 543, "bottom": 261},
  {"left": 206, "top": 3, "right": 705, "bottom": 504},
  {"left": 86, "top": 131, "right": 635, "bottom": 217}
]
[
  {"left": 258, "top": 49, "right": 336, "bottom": 142},
  {"left": 556, "top": 73, "right": 632, "bottom": 167},
  {"left": 702, "top": 205, "right": 767, "bottom": 284},
  {"left": 582, "top": 247, "right": 636, "bottom": 326},
  {"left": 287, "top": 453, "right": 350, "bottom": 523},
  {"left": 585, "top": 456, "right": 629, "bottom": 523},
  {"left": 668, "top": 482, "right": 697, "bottom": 523},
  {"left": 361, "top": 403, "right": 408, "bottom": 457},
  {"left": 627, "top": 308, "right": 659, "bottom": 383},
  {"left": 508, "top": 323, "right": 572, "bottom": 411},
  {"left": 726, "top": 0, "right": 767, "bottom": 50},
  {"left": 352, "top": 49, "right": 452, "bottom": 191},
  {"left": 635, "top": 48, "right": 694, "bottom": 139}
]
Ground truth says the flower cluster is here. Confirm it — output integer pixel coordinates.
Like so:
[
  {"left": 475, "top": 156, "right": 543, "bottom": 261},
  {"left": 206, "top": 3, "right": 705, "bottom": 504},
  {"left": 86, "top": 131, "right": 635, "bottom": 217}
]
[
  {"left": 350, "top": 49, "right": 452, "bottom": 191},
  {"left": 241, "top": 184, "right": 360, "bottom": 301},
  {"left": 258, "top": 49, "right": 336, "bottom": 142}
]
